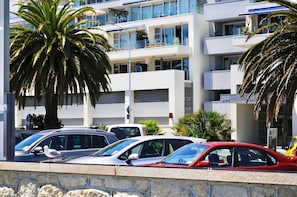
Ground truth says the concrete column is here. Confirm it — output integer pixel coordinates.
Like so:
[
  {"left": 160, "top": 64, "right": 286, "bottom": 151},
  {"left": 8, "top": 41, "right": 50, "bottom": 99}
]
[
  {"left": 0, "top": 0, "right": 11, "bottom": 160},
  {"left": 168, "top": 71, "right": 185, "bottom": 126},
  {"left": 83, "top": 93, "right": 95, "bottom": 127},
  {"left": 125, "top": 90, "right": 134, "bottom": 124}
]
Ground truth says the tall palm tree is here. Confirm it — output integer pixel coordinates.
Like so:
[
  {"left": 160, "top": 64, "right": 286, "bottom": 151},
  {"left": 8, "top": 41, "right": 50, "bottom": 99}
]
[
  {"left": 10, "top": 0, "right": 112, "bottom": 129},
  {"left": 238, "top": 0, "right": 297, "bottom": 146}
]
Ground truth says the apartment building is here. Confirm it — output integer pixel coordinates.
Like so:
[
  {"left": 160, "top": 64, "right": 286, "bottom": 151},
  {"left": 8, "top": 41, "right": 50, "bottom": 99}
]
[
  {"left": 204, "top": 0, "right": 297, "bottom": 144},
  {"left": 13, "top": 0, "right": 209, "bottom": 131},
  {"left": 12, "top": 0, "right": 297, "bottom": 144}
]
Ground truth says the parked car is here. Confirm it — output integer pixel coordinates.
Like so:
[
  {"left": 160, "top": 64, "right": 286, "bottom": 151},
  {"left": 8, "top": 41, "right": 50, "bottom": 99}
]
[
  {"left": 65, "top": 135, "right": 206, "bottom": 166},
  {"left": 15, "top": 130, "right": 37, "bottom": 144},
  {"left": 286, "top": 136, "right": 297, "bottom": 156},
  {"left": 107, "top": 124, "right": 148, "bottom": 139},
  {"left": 14, "top": 128, "right": 119, "bottom": 162},
  {"left": 147, "top": 141, "right": 297, "bottom": 171}
]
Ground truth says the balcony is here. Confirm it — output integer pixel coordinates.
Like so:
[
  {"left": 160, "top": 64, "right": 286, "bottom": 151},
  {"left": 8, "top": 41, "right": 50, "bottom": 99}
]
[
  {"left": 204, "top": 0, "right": 248, "bottom": 21},
  {"left": 204, "top": 70, "right": 231, "bottom": 90},
  {"left": 204, "top": 36, "right": 246, "bottom": 55},
  {"left": 109, "top": 69, "right": 185, "bottom": 91},
  {"left": 108, "top": 45, "right": 191, "bottom": 61},
  {"left": 232, "top": 33, "right": 269, "bottom": 48},
  {"left": 204, "top": 64, "right": 243, "bottom": 91}
]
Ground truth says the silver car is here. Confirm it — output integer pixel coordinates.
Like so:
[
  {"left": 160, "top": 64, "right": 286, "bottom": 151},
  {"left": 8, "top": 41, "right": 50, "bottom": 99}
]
[
  {"left": 66, "top": 135, "right": 206, "bottom": 166},
  {"left": 15, "top": 128, "right": 119, "bottom": 162}
]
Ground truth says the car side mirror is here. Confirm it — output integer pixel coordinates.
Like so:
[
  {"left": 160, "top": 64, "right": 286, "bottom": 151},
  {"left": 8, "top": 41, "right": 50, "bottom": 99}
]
[
  {"left": 127, "top": 153, "right": 139, "bottom": 161},
  {"left": 32, "top": 146, "right": 43, "bottom": 155},
  {"left": 196, "top": 160, "right": 210, "bottom": 167},
  {"left": 125, "top": 153, "right": 139, "bottom": 165}
]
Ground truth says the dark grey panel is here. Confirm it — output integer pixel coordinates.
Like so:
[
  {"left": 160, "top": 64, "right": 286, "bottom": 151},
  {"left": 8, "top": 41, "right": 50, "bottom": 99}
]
[
  {"left": 93, "top": 118, "right": 125, "bottom": 125},
  {"left": 134, "top": 89, "right": 168, "bottom": 103},
  {"left": 185, "top": 86, "right": 193, "bottom": 114},
  {"left": 24, "top": 94, "right": 84, "bottom": 106},
  {"left": 0, "top": 113, "right": 4, "bottom": 121},
  {"left": 96, "top": 92, "right": 125, "bottom": 104},
  {"left": 60, "top": 118, "right": 84, "bottom": 126}
]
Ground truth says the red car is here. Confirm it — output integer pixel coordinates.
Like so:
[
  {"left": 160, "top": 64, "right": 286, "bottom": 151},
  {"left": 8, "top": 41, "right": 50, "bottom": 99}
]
[{"left": 147, "top": 141, "right": 297, "bottom": 171}]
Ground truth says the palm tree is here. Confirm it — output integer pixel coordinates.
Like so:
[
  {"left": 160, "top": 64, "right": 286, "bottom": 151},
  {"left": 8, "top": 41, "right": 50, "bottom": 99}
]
[
  {"left": 10, "top": 0, "right": 112, "bottom": 129},
  {"left": 238, "top": 0, "right": 297, "bottom": 147}
]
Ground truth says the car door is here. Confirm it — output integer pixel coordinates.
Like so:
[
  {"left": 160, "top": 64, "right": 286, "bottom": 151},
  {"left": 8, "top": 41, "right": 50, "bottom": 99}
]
[
  {"left": 126, "top": 139, "right": 195, "bottom": 166},
  {"left": 127, "top": 139, "right": 164, "bottom": 166},
  {"left": 63, "top": 133, "right": 110, "bottom": 157},
  {"left": 28, "top": 135, "right": 67, "bottom": 162}
]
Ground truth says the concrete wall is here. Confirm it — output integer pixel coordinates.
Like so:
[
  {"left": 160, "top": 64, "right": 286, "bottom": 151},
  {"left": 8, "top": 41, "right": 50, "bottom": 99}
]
[
  {"left": 0, "top": 161, "right": 297, "bottom": 197},
  {"left": 237, "top": 104, "right": 258, "bottom": 144}
]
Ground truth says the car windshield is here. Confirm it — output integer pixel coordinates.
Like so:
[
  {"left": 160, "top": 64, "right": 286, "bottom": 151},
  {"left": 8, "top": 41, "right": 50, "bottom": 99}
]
[
  {"left": 110, "top": 127, "right": 141, "bottom": 139},
  {"left": 160, "top": 143, "right": 209, "bottom": 165},
  {"left": 15, "top": 133, "right": 44, "bottom": 151},
  {"left": 288, "top": 137, "right": 297, "bottom": 149},
  {"left": 91, "top": 139, "right": 138, "bottom": 157}
]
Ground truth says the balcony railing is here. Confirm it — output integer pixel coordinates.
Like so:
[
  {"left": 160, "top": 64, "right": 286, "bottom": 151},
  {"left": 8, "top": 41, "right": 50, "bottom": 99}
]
[{"left": 112, "top": 38, "right": 187, "bottom": 50}]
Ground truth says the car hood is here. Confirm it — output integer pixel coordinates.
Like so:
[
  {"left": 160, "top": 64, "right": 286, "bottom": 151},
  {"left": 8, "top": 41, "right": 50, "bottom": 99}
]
[
  {"left": 146, "top": 162, "right": 188, "bottom": 168},
  {"left": 14, "top": 151, "right": 28, "bottom": 156},
  {"left": 66, "top": 155, "right": 126, "bottom": 165}
]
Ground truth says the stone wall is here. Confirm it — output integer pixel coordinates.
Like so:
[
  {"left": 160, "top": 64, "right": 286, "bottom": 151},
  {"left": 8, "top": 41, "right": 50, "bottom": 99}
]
[{"left": 0, "top": 161, "right": 297, "bottom": 197}]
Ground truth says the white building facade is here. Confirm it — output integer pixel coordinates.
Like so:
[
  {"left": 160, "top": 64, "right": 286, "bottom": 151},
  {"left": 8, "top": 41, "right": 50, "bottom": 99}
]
[{"left": 11, "top": 0, "right": 297, "bottom": 144}]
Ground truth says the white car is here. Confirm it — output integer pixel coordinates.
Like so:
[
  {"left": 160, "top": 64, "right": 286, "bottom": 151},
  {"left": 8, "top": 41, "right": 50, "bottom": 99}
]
[
  {"left": 107, "top": 124, "right": 148, "bottom": 139},
  {"left": 65, "top": 135, "right": 206, "bottom": 166}
]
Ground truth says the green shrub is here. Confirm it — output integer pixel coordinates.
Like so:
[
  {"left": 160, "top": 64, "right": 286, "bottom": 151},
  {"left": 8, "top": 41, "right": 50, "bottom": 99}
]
[
  {"left": 173, "top": 110, "right": 232, "bottom": 141},
  {"left": 138, "top": 120, "right": 163, "bottom": 135}
]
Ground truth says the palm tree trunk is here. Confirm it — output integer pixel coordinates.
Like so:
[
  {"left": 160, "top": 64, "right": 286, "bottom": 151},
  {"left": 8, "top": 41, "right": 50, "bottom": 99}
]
[{"left": 44, "top": 94, "right": 60, "bottom": 129}]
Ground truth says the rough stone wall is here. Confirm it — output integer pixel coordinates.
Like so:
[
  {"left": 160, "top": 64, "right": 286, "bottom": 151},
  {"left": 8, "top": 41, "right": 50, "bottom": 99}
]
[
  {"left": 0, "top": 171, "right": 297, "bottom": 197},
  {"left": 1, "top": 162, "right": 297, "bottom": 197}
]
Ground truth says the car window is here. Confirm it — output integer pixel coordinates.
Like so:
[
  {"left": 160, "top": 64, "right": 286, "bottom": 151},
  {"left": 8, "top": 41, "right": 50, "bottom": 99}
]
[
  {"left": 67, "top": 135, "right": 92, "bottom": 150},
  {"left": 139, "top": 140, "right": 163, "bottom": 158},
  {"left": 15, "top": 134, "right": 44, "bottom": 151},
  {"left": 110, "top": 127, "right": 141, "bottom": 139},
  {"left": 161, "top": 143, "right": 209, "bottom": 165},
  {"left": 37, "top": 135, "right": 66, "bottom": 151},
  {"left": 92, "top": 139, "right": 138, "bottom": 157},
  {"left": 237, "top": 147, "right": 277, "bottom": 167},
  {"left": 92, "top": 135, "right": 108, "bottom": 148},
  {"left": 205, "top": 148, "right": 233, "bottom": 167},
  {"left": 288, "top": 137, "right": 297, "bottom": 150},
  {"left": 164, "top": 139, "right": 193, "bottom": 155}
]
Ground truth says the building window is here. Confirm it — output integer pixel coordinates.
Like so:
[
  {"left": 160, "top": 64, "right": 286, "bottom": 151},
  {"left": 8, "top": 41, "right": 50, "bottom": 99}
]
[
  {"left": 164, "top": 1, "right": 177, "bottom": 16},
  {"left": 142, "top": 5, "right": 152, "bottom": 19},
  {"left": 155, "top": 58, "right": 189, "bottom": 80},
  {"left": 131, "top": 7, "right": 140, "bottom": 21},
  {"left": 153, "top": 4, "right": 163, "bottom": 18},
  {"left": 224, "top": 22, "right": 245, "bottom": 36},
  {"left": 257, "top": 14, "right": 284, "bottom": 34},
  {"left": 114, "top": 64, "right": 127, "bottom": 74},
  {"left": 154, "top": 24, "right": 188, "bottom": 46},
  {"left": 223, "top": 56, "right": 239, "bottom": 70},
  {"left": 114, "top": 32, "right": 137, "bottom": 49}
]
